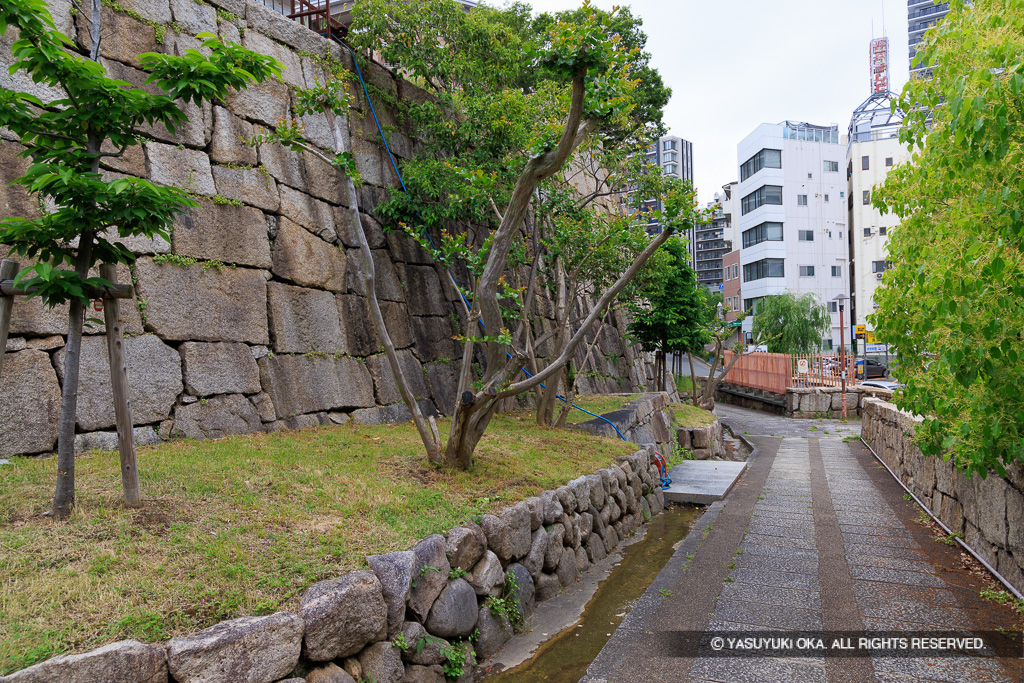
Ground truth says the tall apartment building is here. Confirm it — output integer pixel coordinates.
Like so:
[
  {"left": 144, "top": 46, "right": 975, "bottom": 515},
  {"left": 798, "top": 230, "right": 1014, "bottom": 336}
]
[
  {"left": 694, "top": 183, "right": 736, "bottom": 291},
  {"left": 908, "top": 0, "right": 950, "bottom": 78},
  {"left": 848, "top": 40, "right": 910, "bottom": 345},
  {"left": 638, "top": 135, "right": 694, "bottom": 236},
  {"left": 735, "top": 121, "right": 850, "bottom": 349}
]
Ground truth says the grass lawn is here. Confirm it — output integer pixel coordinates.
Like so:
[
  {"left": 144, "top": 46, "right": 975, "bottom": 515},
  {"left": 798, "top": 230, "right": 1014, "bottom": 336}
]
[
  {"left": 0, "top": 412, "right": 634, "bottom": 674},
  {"left": 561, "top": 394, "right": 640, "bottom": 424},
  {"left": 672, "top": 403, "right": 716, "bottom": 426}
]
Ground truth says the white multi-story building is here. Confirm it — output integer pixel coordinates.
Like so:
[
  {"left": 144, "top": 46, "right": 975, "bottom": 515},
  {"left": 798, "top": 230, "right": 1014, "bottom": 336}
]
[
  {"left": 638, "top": 135, "right": 694, "bottom": 235},
  {"left": 735, "top": 121, "right": 850, "bottom": 349},
  {"left": 847, "top": 49, "right": 910, "bottom": 340}
]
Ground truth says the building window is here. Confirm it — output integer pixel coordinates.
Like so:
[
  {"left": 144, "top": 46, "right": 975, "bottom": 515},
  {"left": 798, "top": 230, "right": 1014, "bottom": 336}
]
[
  {"left": 829, "top": 301, "right": 838, "bottom": 313},
  {"left": 824, "top": 194, "right": 829, "bottom": 202},
  {"left": 742, "top": 221, "right": 783, "bottom": 248},
  {"left": 822, "top": 339, "right": 833, "bottom": 351},
  {"left": 885, "top": 157, "right": 893, "bottom": 167},
  {"left": 663, "top": 139, "right": 676, "bottom": 151},
  {"left": 798, "top": 230, "right": 814, "bottom": 241},
  {"left": 797, "top": 194, "right": 808, "bottom": 206},
  {"left": 823, "top": 160, "right": 839, "bottom": 172},
  {"left": 740, "top": 148, "right": 782, "bottom": 181},
  {"left": 663, "top": 151, "right": 676, "bottom": 162},
  {"left": 664, "top": 163, "right": 677, "bottom": 175},
  {"left": 744, "top": 296, "right": 764, "bottom": 314},
  {"left": 872, "top": 260, "right": 888, "bottom": 273},
  {"left": 832, "top": 265, "right": 841, "bottom": 277},
  {"left": 864, "top": 227, "right": 872, "bottom": 237},
  {"left": 799, "top": 265, "right": 815, "bottom": 277},
  {"left": 862, "top": 155, "right": 870, "bottom": 170},
  {"left": 807, "top": 173, "right": 813, "bottom": 179},
  {"left": 863, "top": 190, "right": 870, "bottom": 204},
  {"left": 840, "top": 191, "right": 845, "bottom": 198},
  {"left": 743, "top": 258, "right": 785, "bottom": 282},
  {"left": 741, "top": 185, "right": 783, "bottom": 215},
  {"left": 732, "top": 264, "right": 739, "bottom": 279},
  {"left": 879, "top": 226, "right": 887, "bottom": 236}
]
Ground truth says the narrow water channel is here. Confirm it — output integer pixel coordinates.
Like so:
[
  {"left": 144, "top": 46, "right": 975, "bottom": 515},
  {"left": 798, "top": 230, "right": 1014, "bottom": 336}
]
[{"left": 485, "top": 505, "right": 699, "bottom": 683}]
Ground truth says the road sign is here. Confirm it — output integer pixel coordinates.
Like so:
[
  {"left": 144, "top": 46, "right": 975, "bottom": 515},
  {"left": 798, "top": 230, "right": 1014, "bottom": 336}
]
[
  {"left": 797, "top": 358, "right": 809, "bottom": 374},
  {"left": 855, "top": 325, "right": 865, "bottom": 339}
]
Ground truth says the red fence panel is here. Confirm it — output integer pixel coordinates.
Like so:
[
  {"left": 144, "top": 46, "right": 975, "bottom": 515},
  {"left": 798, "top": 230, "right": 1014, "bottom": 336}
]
[{"left": 722, "top": 351, "right": 856, "bottom": 394}]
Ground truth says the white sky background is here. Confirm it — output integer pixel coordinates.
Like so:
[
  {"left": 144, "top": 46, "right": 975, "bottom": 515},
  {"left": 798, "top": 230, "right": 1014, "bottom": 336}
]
[{"left": 526, "top": 0, "right": 912, "bottom": 204}]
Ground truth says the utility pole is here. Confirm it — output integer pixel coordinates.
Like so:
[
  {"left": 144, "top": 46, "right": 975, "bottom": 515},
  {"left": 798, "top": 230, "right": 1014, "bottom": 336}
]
[{"left": 834, "top": 293, "right": 849, "bottom": 419}]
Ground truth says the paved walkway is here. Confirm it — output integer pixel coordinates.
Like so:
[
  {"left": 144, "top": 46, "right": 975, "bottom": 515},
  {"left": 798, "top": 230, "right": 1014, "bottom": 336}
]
[{"left": 583, "top": 405, "right": 1022, "bottom": 683}]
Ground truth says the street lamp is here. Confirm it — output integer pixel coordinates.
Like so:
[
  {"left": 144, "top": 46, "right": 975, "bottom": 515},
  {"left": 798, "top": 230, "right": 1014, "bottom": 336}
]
[{"left": 833, "top": 293, "right": 849, "bottom": 419}]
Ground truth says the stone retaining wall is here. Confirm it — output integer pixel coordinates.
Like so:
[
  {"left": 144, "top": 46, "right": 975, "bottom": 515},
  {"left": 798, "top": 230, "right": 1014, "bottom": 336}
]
[
  {"left": 1, "top": 447, "right": 668, "bottom": 682},
  {"left": 0, "top": 0, "right": 651, "bottom": 456},
  {"left": 861, "top": 398, "right": 1024, "bottom": 594},
  {"left": 717, "top": 384, "right": 896, "bottom": 419},
  {"left": 675, "top": 420, "right": 725, "bottom": 460},
  {"left": 573, "top": 393, "right": 675, "bottom": 455}
]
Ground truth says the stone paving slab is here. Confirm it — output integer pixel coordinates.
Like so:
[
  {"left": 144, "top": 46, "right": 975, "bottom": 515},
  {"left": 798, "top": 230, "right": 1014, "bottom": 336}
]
[
  {"left": 664, "top": 460, "right": 747, "bottom": 504},
  {"left": 582, "top": 406, "right": 1021, "bottom": 683}
]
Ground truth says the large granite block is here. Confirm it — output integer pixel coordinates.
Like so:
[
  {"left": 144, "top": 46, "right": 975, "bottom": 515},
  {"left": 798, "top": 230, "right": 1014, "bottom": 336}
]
[
  {"left": 0, "top": 350, "right": 60, "bottom": 455},
  {"left": 268, "top": 282, "right": 344, "bottom": 354},
  {"left": 258, "top": 354, "right": 374, "bottom": 418},
  {"left": 272, "top": 218, "right": 347, "bottom": 292},
  {"left": 180, "top": 341, "right": 261, "bottom": 396},
  {"left": 172, "top": 201, "right": 272, "bottom": 268}
]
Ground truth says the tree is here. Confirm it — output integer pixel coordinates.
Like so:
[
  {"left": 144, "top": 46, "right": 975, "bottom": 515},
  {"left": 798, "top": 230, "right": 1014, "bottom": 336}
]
[
  {"left": 872, "top": 0, "right": 1024, "bottom": 477},
  {"left": 346, "top": 0, "right": 699, "bottom": 468},
  {"left": 627, "top": 236, "right": 710, "bottom": 393},
  {"left": 0, "top": 0, "right": 280, "bottom": 518},
  {"left": 751, "top": 293, "right": 831, "bottom": 354}
]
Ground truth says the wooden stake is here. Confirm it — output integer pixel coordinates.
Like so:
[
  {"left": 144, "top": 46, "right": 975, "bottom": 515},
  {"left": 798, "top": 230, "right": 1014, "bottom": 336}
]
[
  {"left": 100, "top": 264, "right": 141, "bottom": 508},
  {"left": 0, "top": 259, "right": 18, "bottom": 383}
]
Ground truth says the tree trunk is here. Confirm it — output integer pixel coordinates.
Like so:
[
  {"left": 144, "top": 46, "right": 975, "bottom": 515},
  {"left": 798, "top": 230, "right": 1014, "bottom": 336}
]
[
  {"left": 687, "top": 352, "right": 699, "bottom": 405},
  {"left": 53, "top": 231, "right": 94, "bottom": 520},
  {"left": 323, "top": 105, "right": 441, "bottom": 463}
]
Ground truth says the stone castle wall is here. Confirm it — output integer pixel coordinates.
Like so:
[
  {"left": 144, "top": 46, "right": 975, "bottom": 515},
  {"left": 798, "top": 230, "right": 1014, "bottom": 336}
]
[
  {"left": 0, "top": 0, "right": 650, "bottom": 456},
  {"left": 861, "top": 398, "right": 1024, "bottom": 594}
]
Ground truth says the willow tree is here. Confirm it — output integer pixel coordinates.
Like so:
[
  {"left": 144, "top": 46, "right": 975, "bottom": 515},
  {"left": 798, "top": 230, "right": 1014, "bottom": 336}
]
[
  {"left": 751, "top": 293, "right": 831, "bottom": 355},
  {"left": 872, "top": 0, "right": 1024, "bottom": 477},
  {"left": 349, "top": 0, "right": 699, "bottom": 468},
  {"left": 0, "top": 0, "right": 280, "bottom": 518}
]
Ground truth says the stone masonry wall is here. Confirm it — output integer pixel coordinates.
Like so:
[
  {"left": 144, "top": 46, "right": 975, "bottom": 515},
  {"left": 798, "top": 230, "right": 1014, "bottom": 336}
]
[
  {"left": 861, "top": 398, "right": 1024, "bottom": 594},
  {"left": 0, "top": 0, "right": 650, "bottom": 456},
  {"left": 2, "top": 444, "right": 668, "bottom": 682}
]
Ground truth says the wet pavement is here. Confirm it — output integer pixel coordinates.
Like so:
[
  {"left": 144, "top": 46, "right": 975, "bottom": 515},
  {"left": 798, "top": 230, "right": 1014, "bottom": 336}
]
[{"left": 582, "top": 405, "right": 1022, "bottom": 683}]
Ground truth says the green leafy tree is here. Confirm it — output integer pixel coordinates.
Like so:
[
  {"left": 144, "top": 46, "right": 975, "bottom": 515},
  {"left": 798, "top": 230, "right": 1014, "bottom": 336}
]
[
  {"left": 0, "top": 0, "right": 280, "bottom": 519},
  {"left": 751, "top": 293, "right": 831, "bottom": 354},
  {"left": 627, "top": 236, "right": 710, "bottom": 393},
  {"left": 872, "top": 0, "right": 1024, "bottom": 477},
  {"left": 349, "top": 0, "right": 697, "bottom": 468}
]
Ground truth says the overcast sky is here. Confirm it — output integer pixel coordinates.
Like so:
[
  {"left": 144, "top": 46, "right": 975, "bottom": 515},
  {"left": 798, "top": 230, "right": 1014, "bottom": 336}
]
[{"left": 527, "top": 0, "right": 911, "bottom": 203}]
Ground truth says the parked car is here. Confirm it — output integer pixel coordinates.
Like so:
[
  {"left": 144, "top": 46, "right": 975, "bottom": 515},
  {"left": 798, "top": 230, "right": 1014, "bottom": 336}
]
[
  {"left": 858, "top": 358, "right": 888, "bottom": 379},
  {"left": 861, "top": 380, "right": 905, "bottom": 390}
]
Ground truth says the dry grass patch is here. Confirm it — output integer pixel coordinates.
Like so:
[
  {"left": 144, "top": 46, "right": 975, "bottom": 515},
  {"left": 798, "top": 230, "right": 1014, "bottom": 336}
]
[
  {"left": 672, "top": 403, "right": 716, "bottom": 426},
  {"left": 0, "top": 413, "right": 633, "bottom": 674}
]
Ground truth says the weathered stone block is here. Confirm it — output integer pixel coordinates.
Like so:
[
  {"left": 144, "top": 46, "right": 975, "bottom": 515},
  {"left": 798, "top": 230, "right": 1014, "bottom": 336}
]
[
  {"left": 474, "top": 606, "right": 512, "bottom": 661},
  {"left": 409, "top": 535, "right": 450, "bottom": 622},
  {"left": 466, "top": 550, "right": 504, "bottom": 597},
  {"left": 172, "top": 201, "right": 271, "bottom": 268},
  {"left": 76, "top": 8, "right": 157, "bottom": 69},
  {"left": 135, "top": 257, "right": 269, "bottom": 344},
  {"left": 168, "top": 612, "right": 302, "bottom": 683},
  {"left": 54, "top": 335, "right": 181, "bottom": 431},
  {"left": 424, "top": 579, "right": 478, "bottom": 639},
  {"left": 446, "top": 525, "right": 486, "bottom": 573},
  {"left": 172, "top": 394, "right": 263, "bottom": 440},
  {"left": 302, "top": 149, "right": 344, "bottom": 204},
  {"left": 212, "top": 165, "right": 280, "bottom": 213},
  {"left": 424, "top": 360, "right": 458, "bottom": 415},
  {"left": 242, "top": 29, "right": 304, "bottom": 89},
  {"left": 366, "top": 350, "right": 429, "bottom": 405},
  {"left": 0, "top": 350, "right": 60, "bottom": 455},
  {"left": 227, "top": 77, "right": 290, "bottom": 127},
  {"left": 357, "top": 641, "right": 404, "bottom": 683},
  {"left": 367, "top": 551, "right": 415, "bottom": 639},
  {"left": 146, "top": 142, "right": 215, "bottom": 196},
  {"left": 306, "top": 662, "right": 356, "bottom": 683},
  {"left": 170, "top": 0, "right": 217, "bottom": 35},
  {"left": 0, "top": 141, "right": 39, "bottom": 221},
  {"left": 409, "top": 316, "right": 460, "bottom": 363},
  {"left": 336, "top": 209, "right": 386, "bottom": 250},
  {"left": 258, "top": 141, "right": 305, "bottom": 189},
  {"left": 279, "top": 186, "right": 336, "bottom": 241},
  {"left": 272, "top": 218, "right": 347, "bottom": 291},
  {"left": 346, "top": 249, "right": 405, "bottom": 302},
  {"left": 397, "top": 265, "right": 448, "bottom": 316},
  {"left": 258, "top": 354, "right": 374, "bottom": 419},
  {"left": 75, "top": 427, "right": 161, "bottom": 454},
  {"left": 210, "top": 106, "right": 257, "bottom": 166},
  {"left": 267, "top": 282, "right": 344, "bottom": 354},
  {"left": 246, "top": 0, "right": 330, "bottom": 54},
  {"left": 3, "top": 640, "right": 166, "bottom": 683},
  {"left": 179, "top": 342, "right": 261, "bottom": 397},
  {"left": 300, "top": 571, "right": 388, "bottom": 661}
]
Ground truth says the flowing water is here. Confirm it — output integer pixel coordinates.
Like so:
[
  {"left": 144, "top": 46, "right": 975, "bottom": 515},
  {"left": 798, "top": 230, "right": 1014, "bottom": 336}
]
[{"left": 485, "top": 505, "right": 700, "bottom": 683}]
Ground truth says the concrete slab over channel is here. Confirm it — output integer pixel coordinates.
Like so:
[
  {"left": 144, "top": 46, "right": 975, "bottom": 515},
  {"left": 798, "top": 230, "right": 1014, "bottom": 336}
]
[{"left": 663, "top": 460, "right": 746, "bottom": 504}]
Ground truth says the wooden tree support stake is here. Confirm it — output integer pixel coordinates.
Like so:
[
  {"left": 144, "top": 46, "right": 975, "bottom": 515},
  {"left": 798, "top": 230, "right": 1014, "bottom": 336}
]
[
  {"left": 0, "top": 259, "right": 18, "bottom": 383},
  {"left": 100, "top": 263, "right": 141, "bottom": 508}
]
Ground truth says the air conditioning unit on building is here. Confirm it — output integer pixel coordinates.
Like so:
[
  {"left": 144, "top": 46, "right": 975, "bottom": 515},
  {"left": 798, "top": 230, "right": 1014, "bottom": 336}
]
[{"left": 875, "top": 273, "right": 883, "bottom": 280}]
